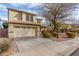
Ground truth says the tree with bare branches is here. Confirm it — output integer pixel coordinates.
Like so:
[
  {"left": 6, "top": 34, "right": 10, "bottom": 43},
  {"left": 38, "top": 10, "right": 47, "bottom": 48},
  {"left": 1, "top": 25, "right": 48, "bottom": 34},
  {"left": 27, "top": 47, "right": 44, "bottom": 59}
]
[{"left": 42, "top": 3, "right": 78, "bottom": 38}]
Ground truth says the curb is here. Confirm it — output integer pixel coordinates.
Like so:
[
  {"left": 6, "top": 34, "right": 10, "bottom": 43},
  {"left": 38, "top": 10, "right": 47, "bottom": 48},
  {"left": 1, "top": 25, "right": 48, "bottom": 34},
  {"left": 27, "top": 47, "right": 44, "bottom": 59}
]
[{"left": 66, "top": 46, "right": 78, "bottom": 56}]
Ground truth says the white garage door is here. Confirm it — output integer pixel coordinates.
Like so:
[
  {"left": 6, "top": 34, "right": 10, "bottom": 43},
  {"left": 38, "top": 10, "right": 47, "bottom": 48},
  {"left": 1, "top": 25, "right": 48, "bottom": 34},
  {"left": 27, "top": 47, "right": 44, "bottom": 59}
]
[{"left": 14, "top": 27, "right": 36, "bottom": 38}]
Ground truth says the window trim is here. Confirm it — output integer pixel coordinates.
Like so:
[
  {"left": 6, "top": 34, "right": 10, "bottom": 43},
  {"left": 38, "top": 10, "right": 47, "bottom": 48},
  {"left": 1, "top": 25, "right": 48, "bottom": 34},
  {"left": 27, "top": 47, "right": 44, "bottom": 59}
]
[
  {"left": 30, "top": 15, "right": 33, "bottom": 22},
  {"left": 15, "top": 12, "right": 22, "bottom": 20},
  {"left": 26, "top": 14, "right": 29, "bottom": 21}
]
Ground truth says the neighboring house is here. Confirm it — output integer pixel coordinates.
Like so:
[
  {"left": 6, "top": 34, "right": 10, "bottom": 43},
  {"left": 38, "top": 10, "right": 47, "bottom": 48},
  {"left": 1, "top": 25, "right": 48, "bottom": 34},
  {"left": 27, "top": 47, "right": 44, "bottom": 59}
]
[
  {"left": 71, "top": 24, "right": 79, "bottom": 28},
  {"left": 8, "top": 8, "right": 42, "bottom": 38}
]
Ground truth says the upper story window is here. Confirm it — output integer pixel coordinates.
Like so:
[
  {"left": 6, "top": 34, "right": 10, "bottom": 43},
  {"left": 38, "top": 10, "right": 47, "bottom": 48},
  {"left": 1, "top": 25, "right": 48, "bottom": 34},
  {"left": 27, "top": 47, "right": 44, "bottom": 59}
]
[
  {"left": 37, "top": 19, "right": 41, "bottom": 24},
  {"left": 26, "top": 14, "right": 29, "bottom": 21},
  {"left": 30, "top": 15, "right": 33, "bottom": 22},
  {"left": 26, "top": 14, "right": 33, "bottom": 22},
  {"left": 15, "top": 12, "right": 22, "bottom": 20}
]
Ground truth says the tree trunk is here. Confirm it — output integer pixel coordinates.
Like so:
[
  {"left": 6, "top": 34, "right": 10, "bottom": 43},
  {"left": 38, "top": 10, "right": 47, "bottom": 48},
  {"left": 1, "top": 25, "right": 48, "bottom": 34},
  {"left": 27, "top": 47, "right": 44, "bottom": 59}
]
[{"left": 52, "top": 19, "right": 59, "bottom": 38}]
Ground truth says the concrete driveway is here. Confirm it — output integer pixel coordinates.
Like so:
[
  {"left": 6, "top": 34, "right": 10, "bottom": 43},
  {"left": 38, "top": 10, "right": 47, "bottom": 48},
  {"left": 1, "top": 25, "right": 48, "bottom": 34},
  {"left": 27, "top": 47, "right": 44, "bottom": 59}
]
[{"left": 13, "top": 37, "right": 79, "bottom": 56}]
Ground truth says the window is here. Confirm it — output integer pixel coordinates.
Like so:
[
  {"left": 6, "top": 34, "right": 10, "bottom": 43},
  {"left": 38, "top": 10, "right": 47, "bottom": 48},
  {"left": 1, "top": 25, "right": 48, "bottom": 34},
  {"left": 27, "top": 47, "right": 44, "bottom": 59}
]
[
  {"left": 26, "top": 15, "right": 33, "bottom": 22},
  {"left": 26, "top": 14, "right": 29, "bottom": 21},
  {"left": 30, "top": 15, "right": 33, "bottom": 22},
  {"left": 15, "top": 12, "right": 22, "bottom": 20},
  {"left": 37, "top": 19, "right": 41, "bottom": 23}
]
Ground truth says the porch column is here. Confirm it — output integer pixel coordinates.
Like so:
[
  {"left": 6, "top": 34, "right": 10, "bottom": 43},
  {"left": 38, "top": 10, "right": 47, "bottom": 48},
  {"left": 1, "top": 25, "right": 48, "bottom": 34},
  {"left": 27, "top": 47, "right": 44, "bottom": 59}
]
[{"left": 37, "top": 27, "right": 41, "bottom": 37}]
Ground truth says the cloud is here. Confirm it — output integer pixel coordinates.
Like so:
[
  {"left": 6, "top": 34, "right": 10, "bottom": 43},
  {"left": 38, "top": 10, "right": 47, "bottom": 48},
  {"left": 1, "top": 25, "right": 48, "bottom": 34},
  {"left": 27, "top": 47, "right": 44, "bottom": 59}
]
[
  {"left": 0, "top": 4, "right": 7, "bottom": 18},
  {"left": 1, "top": 17, "right": 8, "bottom": 20},
  {"left": 0, "top": 3, "right": 42, "bottom": 21},
  {"left": 0, "top": 4, "right": 7, "bottom": 12},
  {"left": 0, "top": 16, "right": 8, "bottom": 20},
  {"left": 10, "top": 3, "right": 22, "bottom": 6},
  {"left": 0, "top": 4, "right": 6, "bottom": 9},
  {"left": 27, "top": 3, "right": 41, "bottom": 8}
]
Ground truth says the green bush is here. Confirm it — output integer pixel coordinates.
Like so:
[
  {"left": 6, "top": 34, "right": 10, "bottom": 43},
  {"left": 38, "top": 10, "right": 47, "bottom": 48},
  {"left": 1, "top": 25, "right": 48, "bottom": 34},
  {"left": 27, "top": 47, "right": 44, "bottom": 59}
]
[
  {"left": 69, "top": 29, "right": 76, "bottom": 33},
  {"left": 66, "top": 32, "right": 75, "bottom": 38},
  {"left": 52, "top": 32, "right": 58, "bottom": 37},
  {"left": 75, "top": 29, "right": 79, "bottom": 33},
  {"left": 0, "top": 40, "right": 10, "bottom": 54},
  {"left": 71, "top": 30, "right": 76, "bottom": 33},
  {"left": 70, "top": 29, "right": 79, "bottom": 33},
  {"left": 3, "top": 22, "right": 8, "bottom": 29},
  {"left": 41, "top": 30, "right": 52, "bottom": 38}
]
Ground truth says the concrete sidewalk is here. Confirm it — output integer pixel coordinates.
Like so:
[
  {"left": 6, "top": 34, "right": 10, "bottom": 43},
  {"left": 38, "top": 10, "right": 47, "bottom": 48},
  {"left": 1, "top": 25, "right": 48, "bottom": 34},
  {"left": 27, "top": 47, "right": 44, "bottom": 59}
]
[{"left": 11, "top": 37, "right": 79, "bottom": 56}]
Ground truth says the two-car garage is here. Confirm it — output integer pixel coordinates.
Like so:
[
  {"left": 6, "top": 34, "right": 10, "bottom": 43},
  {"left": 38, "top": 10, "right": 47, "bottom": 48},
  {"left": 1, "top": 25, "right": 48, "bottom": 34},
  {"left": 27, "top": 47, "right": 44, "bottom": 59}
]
[
  {"left": 13, "top": 26, "right": 37, "bottom": 38},
  {"left": 8, "top": 22, "right": 41, "bottom": 39}
]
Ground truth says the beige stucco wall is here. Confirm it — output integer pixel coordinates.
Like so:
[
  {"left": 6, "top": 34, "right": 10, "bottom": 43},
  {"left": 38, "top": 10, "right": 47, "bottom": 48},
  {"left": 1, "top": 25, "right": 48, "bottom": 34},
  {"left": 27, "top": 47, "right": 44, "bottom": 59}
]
[
  {"left": 8, "top": 9, "right": 41, "bottom": 38},
  {"left": 8, "top": 9, "right": 37, "bottom": 24},
  {"left": 37, "top": 27, "right": 41, "bottom": 37},
  {"left": 8, "top": 24, "right": 14, "bottom": 38},
  {"left": 8, "top": 10, "right": 19, "bottom": 21},
  {"left": 33, "top": 16, "right": 37, "bottom": 24},
  {"left": 22, "top": 13, "right": 26, "bottom": 22}
]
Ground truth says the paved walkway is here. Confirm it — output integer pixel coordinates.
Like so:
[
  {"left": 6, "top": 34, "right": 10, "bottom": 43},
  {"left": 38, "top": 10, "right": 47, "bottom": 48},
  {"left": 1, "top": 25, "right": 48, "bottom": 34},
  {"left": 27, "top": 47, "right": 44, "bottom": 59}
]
[{"left": 11, "top": 37, "right": 79, "bottom": 56}]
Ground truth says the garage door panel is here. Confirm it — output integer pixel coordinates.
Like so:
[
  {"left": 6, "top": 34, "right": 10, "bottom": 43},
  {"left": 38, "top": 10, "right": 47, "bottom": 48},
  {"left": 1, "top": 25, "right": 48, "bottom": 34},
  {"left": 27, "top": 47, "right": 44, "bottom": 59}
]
[{"left": 14, "top": 27, "right": 36, "bottom": 38}]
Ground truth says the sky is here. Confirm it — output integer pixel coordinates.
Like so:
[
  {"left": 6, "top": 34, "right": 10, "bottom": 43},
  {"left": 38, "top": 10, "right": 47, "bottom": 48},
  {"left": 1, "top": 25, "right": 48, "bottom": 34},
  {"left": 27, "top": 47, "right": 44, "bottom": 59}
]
[
  {"left": 0, "top": 3, "right": 43, "bottom": 20},
  {"left": 0, "top": 3, "right": 48, "bottom": 27},
  {"left": 0, "top": 3, "right": 79, "bottom": 24}
]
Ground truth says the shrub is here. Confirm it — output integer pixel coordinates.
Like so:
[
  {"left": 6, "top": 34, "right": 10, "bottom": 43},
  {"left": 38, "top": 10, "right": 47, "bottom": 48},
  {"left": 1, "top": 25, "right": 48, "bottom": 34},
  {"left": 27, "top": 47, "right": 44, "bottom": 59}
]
[
  {"left": 66, "top": 32, "right": 75, "bottom": 38},
  {"left": 3, "top": 22, "right": 8, "bottom": 29},
  {"left": 0, "top": 40, "right": 10, "bottom": 54},
  {"left": 71, "top": 30, "right": 76, "bottom": 33},
  {"left": 41, "top": 30, "right": 52, "bottom": 38},
  {"left": 75, "top": 29, "right": 79, "bottom": 33},
  {"left": 52, "top": 32, "right": 58, "bottom": 37},
  {"left": 70, "top": 29, "right": 79, "bottom": 33},
  {"left": 60, "top": 29, "right": 65, "bottom": 33},
  {"left": 69, "top": 29, "right": 76, "bottom": 33}
]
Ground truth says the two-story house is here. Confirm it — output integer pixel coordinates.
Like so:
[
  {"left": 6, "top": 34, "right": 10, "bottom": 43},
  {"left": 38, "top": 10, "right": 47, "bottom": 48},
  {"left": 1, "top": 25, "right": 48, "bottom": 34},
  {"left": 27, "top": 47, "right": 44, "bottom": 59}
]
[{"left": 8, "top": 8, "right": 42, "bottom": 38}]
